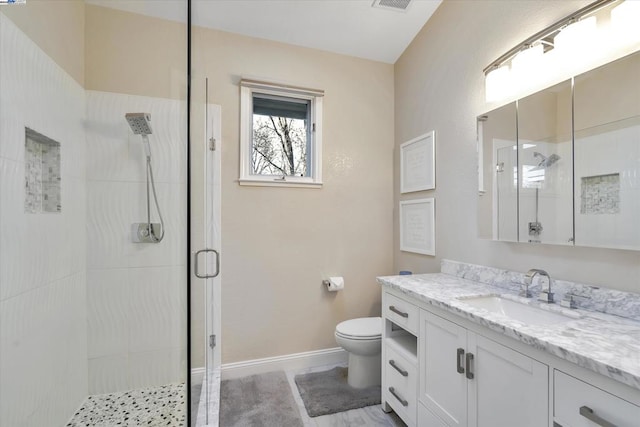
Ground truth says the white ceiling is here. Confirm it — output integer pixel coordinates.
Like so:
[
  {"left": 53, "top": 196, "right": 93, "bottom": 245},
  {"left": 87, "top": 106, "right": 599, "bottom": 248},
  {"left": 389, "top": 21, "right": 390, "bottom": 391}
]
[{"left": 86, "top": 0, "right": 442, "bottom": 63}]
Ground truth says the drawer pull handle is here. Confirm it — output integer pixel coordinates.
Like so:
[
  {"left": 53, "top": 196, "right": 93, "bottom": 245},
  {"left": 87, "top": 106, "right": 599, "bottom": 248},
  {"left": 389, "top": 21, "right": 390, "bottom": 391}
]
[
  {"left": 389, "top": 359, "right": 409, "bottom": 377},
  {"left": 456, "top": 348, "right": 465, "bottom": 374},
  {"left": 389, "top": 305, "right": 409, "bottom": 318},
  {"left": 389, "top": 387, "right": 408, "bottom": 407},
  {"left": 465, "top": 352, "right": 474, "bottom": 380},
  {"left": 579, "top": 406, "right": 617, "bottom": 427}
]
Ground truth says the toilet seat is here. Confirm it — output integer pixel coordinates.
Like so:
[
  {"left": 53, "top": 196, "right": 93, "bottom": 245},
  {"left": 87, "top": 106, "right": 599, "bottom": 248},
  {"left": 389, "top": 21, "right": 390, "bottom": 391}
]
[{"left": 335, "top": 317, "right": 381, "bottom": 340}]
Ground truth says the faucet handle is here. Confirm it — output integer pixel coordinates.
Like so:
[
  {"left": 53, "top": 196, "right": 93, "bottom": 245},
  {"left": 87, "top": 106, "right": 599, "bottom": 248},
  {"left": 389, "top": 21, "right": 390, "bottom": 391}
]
[
  {"left": 519, "top": 282, "right": 532, "bottom": 298},
  {"left": 560, "top": 294, "right": 577, "bottom": 309},
  {"left": 560, "top": 292, "right": 587, "bottom": 309},
  {"left": 538, "top": 291, "right": 554, "bottom": 304}
]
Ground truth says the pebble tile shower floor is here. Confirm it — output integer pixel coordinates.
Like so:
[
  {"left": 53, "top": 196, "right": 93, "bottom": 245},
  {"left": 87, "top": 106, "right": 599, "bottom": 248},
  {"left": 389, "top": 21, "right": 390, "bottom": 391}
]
[{"left": 66, "top": 383, "right": 185, "bottom": 426}]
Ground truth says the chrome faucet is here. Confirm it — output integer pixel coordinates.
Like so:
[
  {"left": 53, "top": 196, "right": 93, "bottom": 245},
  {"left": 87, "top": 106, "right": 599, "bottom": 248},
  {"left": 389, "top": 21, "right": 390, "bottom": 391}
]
[{"left": 525, "top": 269, "right": 554, "bottom": 303}]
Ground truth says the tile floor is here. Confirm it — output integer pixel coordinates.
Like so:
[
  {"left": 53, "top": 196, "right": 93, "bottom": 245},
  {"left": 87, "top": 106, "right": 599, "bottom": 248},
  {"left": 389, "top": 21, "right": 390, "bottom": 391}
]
[
  {"left": 285, "top": 364, "right": 406, "bottom": 427},
  {"left": 67, "top": 363, "right": 404, "bottom": 427}
]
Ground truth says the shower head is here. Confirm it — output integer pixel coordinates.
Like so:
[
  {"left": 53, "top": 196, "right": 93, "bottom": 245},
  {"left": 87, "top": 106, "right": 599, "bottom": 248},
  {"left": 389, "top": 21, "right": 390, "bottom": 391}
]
[
  {"left": 533, "top": 152, "right": 560, "bottom": 169},
  {"left": 125, "top": 113, "right": 153, "bottom": 135}
]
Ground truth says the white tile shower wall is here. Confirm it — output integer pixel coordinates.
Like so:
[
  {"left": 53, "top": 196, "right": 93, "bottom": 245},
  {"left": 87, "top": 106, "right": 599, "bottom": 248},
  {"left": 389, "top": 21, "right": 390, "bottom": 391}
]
[
  {"left": 85, "top": 90, "right": 187, "bottom": 394},
  {"left": 575, "top": 124, "right": 640, "bottom": 249},
  {"left": 0, "top": 13, "right": 87, "bottom": 427}
]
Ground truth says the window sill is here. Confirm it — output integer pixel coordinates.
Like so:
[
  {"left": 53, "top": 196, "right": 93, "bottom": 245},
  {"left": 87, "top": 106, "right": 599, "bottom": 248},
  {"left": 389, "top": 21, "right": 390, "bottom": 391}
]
[{"left": 238, "top": 178, "right": 323, "bottom": 189}]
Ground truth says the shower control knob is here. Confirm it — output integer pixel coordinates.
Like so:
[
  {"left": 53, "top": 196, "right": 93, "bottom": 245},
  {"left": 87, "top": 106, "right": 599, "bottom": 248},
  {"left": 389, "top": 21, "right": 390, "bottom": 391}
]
[{"left": 131, "top": 223, "right": 161, "bottom": 243}]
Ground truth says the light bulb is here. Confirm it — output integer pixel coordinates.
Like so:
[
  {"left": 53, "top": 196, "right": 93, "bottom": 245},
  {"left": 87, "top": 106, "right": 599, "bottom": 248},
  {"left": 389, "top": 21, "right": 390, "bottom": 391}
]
[
  {"left": 485, "top": 65, "right": 512, "bottom": 103},
  {"left": 611, "top": 0, "right": 640, "bottom": 44},
  {"left": 554, "top": 16, "right": 597, "bottom": 53}
]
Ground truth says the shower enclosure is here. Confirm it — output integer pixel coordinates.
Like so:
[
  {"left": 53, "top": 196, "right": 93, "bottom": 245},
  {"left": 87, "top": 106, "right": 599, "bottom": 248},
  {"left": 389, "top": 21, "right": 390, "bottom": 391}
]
[{"left": 0, "top": 1, "right": 219, "bottom": 425}]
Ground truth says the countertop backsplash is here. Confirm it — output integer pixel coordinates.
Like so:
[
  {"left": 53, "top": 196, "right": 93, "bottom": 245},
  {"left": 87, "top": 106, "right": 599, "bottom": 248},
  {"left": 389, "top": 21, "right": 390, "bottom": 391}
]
[{"left": 441, "top": 259, "right": 640, "bottom": 322}]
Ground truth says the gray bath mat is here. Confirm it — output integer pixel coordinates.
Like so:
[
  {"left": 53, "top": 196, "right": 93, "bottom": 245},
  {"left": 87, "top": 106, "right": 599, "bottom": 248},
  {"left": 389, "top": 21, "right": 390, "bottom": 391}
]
[
  {"left": 294, "top": 367, "right": 381, "bottom": 417},
  {"left": 219, "top": 370, "right": 303, "bottom": 427}
]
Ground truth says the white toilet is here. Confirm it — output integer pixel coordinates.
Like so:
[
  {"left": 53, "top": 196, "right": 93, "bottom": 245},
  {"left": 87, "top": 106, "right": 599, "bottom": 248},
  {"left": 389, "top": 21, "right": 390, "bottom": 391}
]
[{"left": 335, "top": 317, "right": 382, "bottom": 388}]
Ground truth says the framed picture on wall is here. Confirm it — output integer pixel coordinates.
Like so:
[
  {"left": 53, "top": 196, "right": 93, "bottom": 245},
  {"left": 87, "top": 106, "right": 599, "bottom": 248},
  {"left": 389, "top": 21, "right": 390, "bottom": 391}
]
[
  {"left": 400, "top": 130, "right": 435, "bottom": 193},
  {"left": 400, "top": 198, "right": 435, "bottom": 256}
]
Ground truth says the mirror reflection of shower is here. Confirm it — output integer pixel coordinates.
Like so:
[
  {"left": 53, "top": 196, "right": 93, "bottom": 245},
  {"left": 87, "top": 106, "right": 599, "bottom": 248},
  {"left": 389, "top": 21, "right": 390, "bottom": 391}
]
[
  {"left": 533, "top": 152, "right": 560, "bottom": 170},
  {"left": 125, "top": 113, "right": 165, "bottom": 243},
  {"left": 528, "top": 151, "right": 561, "bottom": 240}
]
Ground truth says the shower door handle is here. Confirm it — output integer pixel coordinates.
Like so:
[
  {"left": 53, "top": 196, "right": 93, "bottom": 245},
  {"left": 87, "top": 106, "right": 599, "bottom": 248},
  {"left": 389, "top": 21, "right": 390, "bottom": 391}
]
[{"left": 195, "top": 249, "right": 220, "bottom": 279}]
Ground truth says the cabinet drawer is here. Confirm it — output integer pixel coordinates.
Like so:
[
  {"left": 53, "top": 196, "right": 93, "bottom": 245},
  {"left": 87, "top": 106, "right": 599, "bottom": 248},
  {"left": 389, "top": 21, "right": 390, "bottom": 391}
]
[
  {"left": 385, "top": 343, "right": 417, "bottom": 425},
  {"left": 384, "top": 292, "right": 419, "bottom": 334},
  {"left": 554, "top": 370, "right": 640, "bottom": 427}
]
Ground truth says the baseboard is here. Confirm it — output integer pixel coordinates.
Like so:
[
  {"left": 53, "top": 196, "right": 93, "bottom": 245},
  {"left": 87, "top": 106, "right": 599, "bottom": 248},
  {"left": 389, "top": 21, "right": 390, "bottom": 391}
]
[
  {"left": 220, "top": 347, "right": 348, "bottom": 380},
  {"left": 191, "top": 366, "right": 206, "bottom": 380}
]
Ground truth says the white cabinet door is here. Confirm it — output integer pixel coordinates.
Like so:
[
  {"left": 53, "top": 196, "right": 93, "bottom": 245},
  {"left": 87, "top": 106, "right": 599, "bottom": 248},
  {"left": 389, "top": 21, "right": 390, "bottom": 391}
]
[
  {"left": 467, "top": 333, "right": 548, "bottom": 427},
  {"left": 420, "top": 310, "right": 468, "bottom": 427},
  {"left": 419, "top": 309, "right": 549, "bottom": 427}
]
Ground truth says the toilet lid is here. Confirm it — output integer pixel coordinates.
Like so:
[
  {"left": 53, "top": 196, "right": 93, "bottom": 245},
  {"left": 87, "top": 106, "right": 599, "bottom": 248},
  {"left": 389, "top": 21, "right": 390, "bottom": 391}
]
[{"left": 336, "top": 317, "right": 382, "bottom": 339}]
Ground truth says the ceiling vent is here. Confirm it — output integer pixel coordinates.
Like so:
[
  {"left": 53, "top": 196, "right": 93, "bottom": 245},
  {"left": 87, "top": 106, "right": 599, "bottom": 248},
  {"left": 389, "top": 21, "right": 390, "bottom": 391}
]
[{"left": 372, "top": 0, "right": 412, "bottom": 12}]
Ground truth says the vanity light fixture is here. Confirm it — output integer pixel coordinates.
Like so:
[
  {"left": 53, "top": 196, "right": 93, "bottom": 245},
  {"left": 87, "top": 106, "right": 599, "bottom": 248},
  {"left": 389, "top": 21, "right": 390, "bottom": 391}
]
[
  {"left": 611, "top": 0, "right": 640, "bottom": 42},
  {"left": 484, "top": 0, "right": 640, "bottom": 103}
]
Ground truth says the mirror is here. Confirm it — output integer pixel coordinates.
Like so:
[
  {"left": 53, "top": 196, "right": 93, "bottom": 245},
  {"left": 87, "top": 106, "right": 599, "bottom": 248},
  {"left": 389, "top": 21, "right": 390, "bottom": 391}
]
[
  {"left": 574, "top": 51, "right": 640, "bottom": 250},
  {"left": 517, "top": 80, "right": 573, "bottom": 245},
  {"left": 478, "top": 49, "right": 640, "bottom": 251},
  {"left": 478, "top": 103, "right": 517, "bottom": 241}
]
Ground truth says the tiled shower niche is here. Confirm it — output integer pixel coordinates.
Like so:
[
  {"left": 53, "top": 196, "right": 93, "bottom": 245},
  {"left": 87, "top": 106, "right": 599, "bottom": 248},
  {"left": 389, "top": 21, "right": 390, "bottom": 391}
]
[
  {"left": 580, "top": 173, "right": 620, "bottom": 215},
  {"left": 24, "top": 127, "right": 61, "bottom": 213}
]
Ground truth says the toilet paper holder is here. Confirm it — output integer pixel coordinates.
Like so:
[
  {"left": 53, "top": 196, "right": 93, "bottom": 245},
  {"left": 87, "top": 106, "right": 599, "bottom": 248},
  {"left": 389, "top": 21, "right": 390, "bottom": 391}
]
[{"left": 323, "top": 277, "right": 344, "bottom": 291}]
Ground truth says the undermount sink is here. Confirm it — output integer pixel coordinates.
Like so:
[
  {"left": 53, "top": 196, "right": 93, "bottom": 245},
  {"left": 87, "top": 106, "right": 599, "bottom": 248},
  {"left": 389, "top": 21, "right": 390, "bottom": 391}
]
[{"left": 458, "top": 295, "right": 579, "bottom": 326}]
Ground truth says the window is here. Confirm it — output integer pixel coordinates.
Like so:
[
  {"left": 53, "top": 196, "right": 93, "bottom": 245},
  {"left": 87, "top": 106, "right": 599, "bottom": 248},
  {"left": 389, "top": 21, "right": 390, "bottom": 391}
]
[{"left": 240, "top": 79, "right": 323, "bottom": 187}]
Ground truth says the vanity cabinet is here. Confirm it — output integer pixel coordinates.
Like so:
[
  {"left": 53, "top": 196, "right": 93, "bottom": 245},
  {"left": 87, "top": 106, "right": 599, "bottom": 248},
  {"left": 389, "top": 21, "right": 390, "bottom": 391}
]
[
  {"left": 419, "top": 309, "right": 548, "bottom": 427},
  {"left": 383, "top": 336, "right": 418, "bottom": 425},
  {"left": 381, "top": 286, "right": 640, "bottom": 427},
  {"left": 553, "top": 370, "right": 640, "bottom": 427},
  {"left": 382, "top": 291, "right": 419, "bottom": 425}
]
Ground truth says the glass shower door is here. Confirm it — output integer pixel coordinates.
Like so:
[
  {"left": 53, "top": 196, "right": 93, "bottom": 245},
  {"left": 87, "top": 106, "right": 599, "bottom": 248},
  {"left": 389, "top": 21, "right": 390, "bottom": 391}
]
[{"left": 191, "top": 89, "right": 222, "bottom": 425}]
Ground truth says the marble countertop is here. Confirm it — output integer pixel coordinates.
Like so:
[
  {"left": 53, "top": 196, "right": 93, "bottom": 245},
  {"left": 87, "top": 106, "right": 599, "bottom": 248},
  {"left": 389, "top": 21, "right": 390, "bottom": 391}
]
[{"left": 377, "top": 272, "right": 640, "bottom": 391}]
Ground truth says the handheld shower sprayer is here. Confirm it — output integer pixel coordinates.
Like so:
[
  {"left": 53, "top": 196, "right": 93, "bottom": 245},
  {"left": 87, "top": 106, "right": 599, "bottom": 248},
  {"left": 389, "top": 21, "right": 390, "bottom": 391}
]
[
  {"left": 125, "top": 112, "right": 152, "bottom": 135},
  {"left": 533, "top": 152, "right": 561, "bottom": 169},
  {"left": 125, "top": 113, "right": 152, "bottom": 158},
  {"left": 125, "top": 113, "right": 165, "bottom": 243}
]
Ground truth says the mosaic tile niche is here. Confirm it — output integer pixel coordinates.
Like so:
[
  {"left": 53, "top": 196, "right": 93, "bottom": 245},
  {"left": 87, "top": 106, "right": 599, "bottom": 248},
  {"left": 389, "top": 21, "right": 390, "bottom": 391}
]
[
  {"left": 24, "top": 128, "right": 61, "bottom": 214},
  {"left": 580, "top": 173, "right": 620, "bottom": 215}
]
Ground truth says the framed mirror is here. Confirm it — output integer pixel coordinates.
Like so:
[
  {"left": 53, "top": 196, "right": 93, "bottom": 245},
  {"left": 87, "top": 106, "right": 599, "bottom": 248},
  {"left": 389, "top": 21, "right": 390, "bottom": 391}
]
[
  {"left": 478, "top": 49, "right": 640, "bottom": 251},
  {"left": 574, "top": 51, "right": 640, "bottom": 250}
]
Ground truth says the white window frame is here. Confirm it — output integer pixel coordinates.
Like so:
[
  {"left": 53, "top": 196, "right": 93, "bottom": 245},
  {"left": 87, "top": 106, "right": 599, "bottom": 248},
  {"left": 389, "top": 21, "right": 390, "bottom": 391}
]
[{"left": 239, "top": 79, "right": 323, "bottom": 188}]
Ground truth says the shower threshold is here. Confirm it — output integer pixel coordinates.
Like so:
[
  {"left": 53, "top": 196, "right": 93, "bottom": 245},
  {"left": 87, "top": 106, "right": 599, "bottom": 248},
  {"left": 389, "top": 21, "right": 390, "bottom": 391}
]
[{"left": 194, "top": 366, "right": 221, "bottom": 427}]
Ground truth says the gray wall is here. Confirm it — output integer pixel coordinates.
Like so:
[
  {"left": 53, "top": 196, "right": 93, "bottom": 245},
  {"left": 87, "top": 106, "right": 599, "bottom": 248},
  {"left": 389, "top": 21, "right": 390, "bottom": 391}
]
[{"left": 394, "top": 0, "right": 640, "bottom": 291}]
